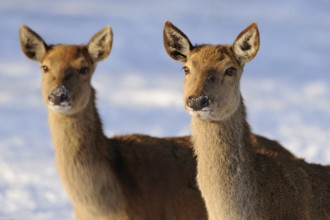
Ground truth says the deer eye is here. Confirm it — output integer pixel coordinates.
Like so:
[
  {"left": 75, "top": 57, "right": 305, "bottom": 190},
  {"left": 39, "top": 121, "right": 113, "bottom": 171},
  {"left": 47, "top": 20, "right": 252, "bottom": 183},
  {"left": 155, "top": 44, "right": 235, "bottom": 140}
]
[
  {"left": 41, "top": 65, "right": 49, "bottom": 73},
  {"left": 182, "top": 66, "right": 190, "bottom": 75},
  {"left": 224, "top": 67, "right": 236, "bottom": 77},
  {"left": 208, "top": 73, "right": 216, "bottom": 82},
  {"left": 79, "top": 67, "right": 89, "bottom": 75}
]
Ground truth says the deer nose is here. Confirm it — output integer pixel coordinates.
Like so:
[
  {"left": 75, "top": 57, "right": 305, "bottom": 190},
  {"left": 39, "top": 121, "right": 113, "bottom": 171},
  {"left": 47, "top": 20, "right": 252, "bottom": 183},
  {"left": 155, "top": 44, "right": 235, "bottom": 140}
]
[
  {"left": 48, "top": 85, "right": 72, "bottom": 105},
  {"left": 187, "top": 95, "right": 209, "bottom": 111}
]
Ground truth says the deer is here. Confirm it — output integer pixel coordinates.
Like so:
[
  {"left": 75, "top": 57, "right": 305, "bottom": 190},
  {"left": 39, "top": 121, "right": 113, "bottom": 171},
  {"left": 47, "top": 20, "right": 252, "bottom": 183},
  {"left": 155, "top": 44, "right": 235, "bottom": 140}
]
[
  {"left": 19, "top": 25, "right": 208, "bottom": 220},
  {"left": 163, "top": 21, "right": 330, "bottom": 220},
  {"left": 19, "top": 24, "right": 295, "bottom": 220}
]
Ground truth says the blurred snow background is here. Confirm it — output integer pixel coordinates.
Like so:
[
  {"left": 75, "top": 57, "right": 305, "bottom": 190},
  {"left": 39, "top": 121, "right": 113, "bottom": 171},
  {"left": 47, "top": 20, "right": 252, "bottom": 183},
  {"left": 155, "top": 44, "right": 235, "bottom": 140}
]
[{"left": 0, "top": 0, "right": 329, "bottom": 219}]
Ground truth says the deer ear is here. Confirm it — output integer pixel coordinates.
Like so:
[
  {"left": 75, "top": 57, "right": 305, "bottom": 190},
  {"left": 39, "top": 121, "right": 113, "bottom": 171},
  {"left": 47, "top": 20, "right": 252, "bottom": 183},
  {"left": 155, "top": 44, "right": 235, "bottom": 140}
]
[
  {"left": 232, "top": 22, "right": 260, "bottom": 64},
  {"left": 88, "top": 26, "right": 113, "bottom": 62},
  {"left": 19, "top": 25, "right": 47, "bottom": 62},
  {"left": 163, "top": 21, "right": 193, "bottom": 62}
]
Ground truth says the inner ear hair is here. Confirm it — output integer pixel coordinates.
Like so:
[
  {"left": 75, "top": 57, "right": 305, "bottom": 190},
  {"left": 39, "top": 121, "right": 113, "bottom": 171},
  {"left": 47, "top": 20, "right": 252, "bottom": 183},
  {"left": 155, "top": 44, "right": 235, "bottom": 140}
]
[
  {"left": 233, "top": 22, "right": 260, "bottom": 64},
  {"left": 163, "top": 21, "right": 193, "bottom": 62},
  {"left": 87, "top": 26, "right": 113, "bottom": 62},
  {"left": 19, "top": 25, "right": 47, "bottom": 61}
]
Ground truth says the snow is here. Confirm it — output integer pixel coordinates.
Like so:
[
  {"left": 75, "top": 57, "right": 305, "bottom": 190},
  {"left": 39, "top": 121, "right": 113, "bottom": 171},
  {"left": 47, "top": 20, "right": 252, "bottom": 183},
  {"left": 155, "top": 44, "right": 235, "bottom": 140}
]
[{"left": 0, "top": 0, "right": 329, "bottom": 219}]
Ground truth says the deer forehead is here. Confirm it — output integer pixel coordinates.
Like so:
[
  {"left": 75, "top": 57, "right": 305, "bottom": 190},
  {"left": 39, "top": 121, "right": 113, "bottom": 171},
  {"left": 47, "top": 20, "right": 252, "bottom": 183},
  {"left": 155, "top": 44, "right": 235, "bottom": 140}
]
[
  {"left": 187, "top": 45, "right": 239, "bottom": 71},
  {"left": 185, "top": 46, "right": 240, "bottom": 82},
  {"left": 184, "top": 46, "right": 242, "bottom": 96},
  {"left": 42, "top": 45, "right": 94, "bottom": 69}
]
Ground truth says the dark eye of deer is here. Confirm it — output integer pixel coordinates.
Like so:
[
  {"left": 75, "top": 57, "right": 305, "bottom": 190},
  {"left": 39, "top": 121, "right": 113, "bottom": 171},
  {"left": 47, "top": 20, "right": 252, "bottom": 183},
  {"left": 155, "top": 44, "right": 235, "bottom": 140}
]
[
  {"left": 182, "top": 66, "right": 190, "bottom": 75},
  {"left": 224, "top": 67, "right": 236, "bottom": 77},
  {"left": 41, "top": 65, "right": 49, "bottom": 73},
  {"left": 208, "top": 73, "right": 216, "bottom": 82},
  {"left": 79, "top": 67, "right": 89, "bottom": 75}
]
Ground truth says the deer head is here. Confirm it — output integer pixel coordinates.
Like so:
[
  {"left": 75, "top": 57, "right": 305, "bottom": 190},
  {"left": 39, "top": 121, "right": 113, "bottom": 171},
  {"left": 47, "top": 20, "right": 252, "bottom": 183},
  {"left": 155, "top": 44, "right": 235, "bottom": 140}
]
[
  {"left": 19, "top": 25, "right": 113, "bottom": 115},
  {"left": 163, "top": 21, "right": 260, "bottom": 121}
]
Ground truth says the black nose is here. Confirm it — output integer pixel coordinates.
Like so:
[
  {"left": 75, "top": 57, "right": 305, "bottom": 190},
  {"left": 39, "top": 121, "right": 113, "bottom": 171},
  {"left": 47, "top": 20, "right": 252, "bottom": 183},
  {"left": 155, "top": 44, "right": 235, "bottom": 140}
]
[
  {"left": 48, "top": 93, "right": 69, "bottom": 105},
  {"left": 48, "top": 86, "right": 71, "bottom": 105},
  {"left": 187, "top": 95, "right": 209, "bottom": 111}
]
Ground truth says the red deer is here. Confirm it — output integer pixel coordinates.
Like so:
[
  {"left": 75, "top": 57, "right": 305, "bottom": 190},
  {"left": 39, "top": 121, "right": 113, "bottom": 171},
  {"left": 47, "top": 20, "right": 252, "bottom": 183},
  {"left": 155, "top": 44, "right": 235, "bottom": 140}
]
[
  {"left": 19, "top": 23, "right": 295, "bottom": 220},
  {"left": 164, "top": 21, "right": 330, "bottom": 220},
  {"left": 19, "top": 25, "right": 207, "bottom": 220}
]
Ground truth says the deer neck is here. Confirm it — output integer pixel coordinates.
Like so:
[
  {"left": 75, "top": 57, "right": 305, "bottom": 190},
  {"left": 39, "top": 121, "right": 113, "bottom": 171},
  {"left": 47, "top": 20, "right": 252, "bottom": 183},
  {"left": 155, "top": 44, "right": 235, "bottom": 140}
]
[
  {"left": 192, "top": 99, "right": 252, "bottom": 161},
  {"left": 47, "top": 88, "right": 124, "bottom": 212},
  {"left": 48, "top": 88, "right": 106, "bottom": 158},
  {"left": 191, "top": 99, "right": 257, "bottom": 219}
]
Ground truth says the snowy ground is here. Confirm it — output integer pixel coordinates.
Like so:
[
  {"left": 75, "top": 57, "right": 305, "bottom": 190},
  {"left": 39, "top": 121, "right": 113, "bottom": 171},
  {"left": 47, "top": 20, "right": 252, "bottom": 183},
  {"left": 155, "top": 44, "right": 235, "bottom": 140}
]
[{"left": 0, "top": 0, "right": 329, "bottom": 219}]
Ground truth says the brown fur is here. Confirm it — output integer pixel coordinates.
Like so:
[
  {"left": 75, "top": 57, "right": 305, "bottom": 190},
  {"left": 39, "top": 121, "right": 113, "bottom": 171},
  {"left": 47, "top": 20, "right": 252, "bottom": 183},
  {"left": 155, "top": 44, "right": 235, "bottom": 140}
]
[
  {"left": 19, "top": 25, "right": 207, "bottom": 220},
  {"left": 19, "top": 24, "right": 296, "bottom": 220},
  {"left": 163, "top": 21, "right": 330, "bottom": 220}
]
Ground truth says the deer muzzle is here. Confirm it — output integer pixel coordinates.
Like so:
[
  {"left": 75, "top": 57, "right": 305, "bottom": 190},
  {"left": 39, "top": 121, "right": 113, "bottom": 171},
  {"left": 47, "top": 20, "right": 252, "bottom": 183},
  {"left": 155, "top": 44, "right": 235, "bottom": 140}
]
[
  {"left": 187, "top": 95, "right": 210, "bottom": 111},
  {"left": 47, "top": 85, "right": 73, "bottom": 114}
]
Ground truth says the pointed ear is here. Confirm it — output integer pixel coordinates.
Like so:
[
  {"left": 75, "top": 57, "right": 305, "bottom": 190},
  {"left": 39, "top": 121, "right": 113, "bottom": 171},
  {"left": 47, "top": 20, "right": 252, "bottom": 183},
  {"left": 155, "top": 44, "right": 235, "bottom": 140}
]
[
  {"left": 19, "top": 25, "right": 47, "bottom": 62},
  {"left": 87, "top": 26, "right": 113, "bottom": 62},
  {"left": 163, "top": 21, "right": 193, "bottom": 62},
  {"left": 232, "top": 22, "right": 260, "bottom": 64}
]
